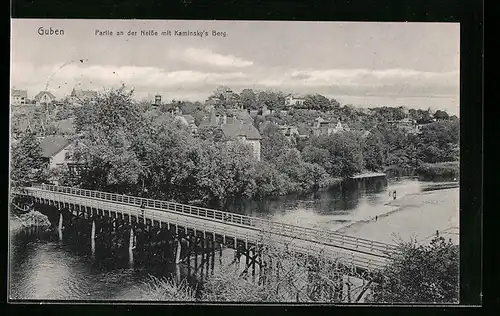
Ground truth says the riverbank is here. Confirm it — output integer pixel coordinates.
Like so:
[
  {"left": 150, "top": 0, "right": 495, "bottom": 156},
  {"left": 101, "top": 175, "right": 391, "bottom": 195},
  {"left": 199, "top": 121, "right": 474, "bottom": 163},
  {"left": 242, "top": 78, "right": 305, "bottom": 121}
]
[
  {"left": 10, "top": 217, "right": 24, "bottom": 232},
  {"left": 336, "top": 187, "right": 459, "bottom": 244},
  {"left": 416, "top": 161, "right": 459, "bottom": 180}
]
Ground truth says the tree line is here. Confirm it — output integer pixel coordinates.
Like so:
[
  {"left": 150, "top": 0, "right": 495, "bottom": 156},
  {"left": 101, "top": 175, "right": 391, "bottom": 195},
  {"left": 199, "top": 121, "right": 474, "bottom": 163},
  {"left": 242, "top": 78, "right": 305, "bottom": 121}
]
[{"left": 10, "top": 87, "right": 459, "bottom": 208}]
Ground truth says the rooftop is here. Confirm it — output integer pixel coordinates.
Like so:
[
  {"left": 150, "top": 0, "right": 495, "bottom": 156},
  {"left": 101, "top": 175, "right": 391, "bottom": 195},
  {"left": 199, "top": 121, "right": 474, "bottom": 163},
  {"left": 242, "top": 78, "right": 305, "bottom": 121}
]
[
  {"left": 39, "top": 135, "right": 71, "bottom": 158},
  {"left": 286, "top": 93, "right": 305, "bottom": 99},
  {"left": 34, "top": 91, "right": 56, "bottom": 101},
  {"left": 12, "top": 89, "right": 28, "bottom": 98},
  {"left": 71, "top": 89, "right": 97, "bottom": 99},
  {"left": 220, "top": 122, "right": 261, "bottom": 140}
]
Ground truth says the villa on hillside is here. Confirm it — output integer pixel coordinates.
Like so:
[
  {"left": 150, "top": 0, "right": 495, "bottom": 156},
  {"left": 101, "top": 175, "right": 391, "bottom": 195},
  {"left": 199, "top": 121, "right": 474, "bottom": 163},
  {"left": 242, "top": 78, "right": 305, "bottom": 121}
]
[
  {"left": 285, "top": 94, "right": 305, "bottom": 107},
  {"left": 387, "top": 117, "right": 420, "bottom": 135},
  {"left": 11, "top": 89, "right": 28, "bottom": 105},
  {"left": 199, "top": 110, "right": 262, "bottom": 161},
  {"left": 34, "top": 91, "right": 56, "bottom": 105},
  {"left": 312, "top": 117, "right": 350, "bottom": 136}
]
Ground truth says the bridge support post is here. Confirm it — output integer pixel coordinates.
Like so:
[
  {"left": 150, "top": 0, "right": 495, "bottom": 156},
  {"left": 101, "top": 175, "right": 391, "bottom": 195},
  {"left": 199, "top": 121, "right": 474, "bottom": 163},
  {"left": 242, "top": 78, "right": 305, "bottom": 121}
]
[
  {"left": 58, "top": 210, "right": 63, "bottom": 241},
  {"left": 91, "top": 219, "right": 96, "bottom": 255},
  {"left": 175, "top": 239, "right": 182, "bottom": 264},
  {"left": 194, "top": 237, "right": 198, "bottom": 271},
  {"left": 251, "top": 249, "right": 256, "bottom": 277}
]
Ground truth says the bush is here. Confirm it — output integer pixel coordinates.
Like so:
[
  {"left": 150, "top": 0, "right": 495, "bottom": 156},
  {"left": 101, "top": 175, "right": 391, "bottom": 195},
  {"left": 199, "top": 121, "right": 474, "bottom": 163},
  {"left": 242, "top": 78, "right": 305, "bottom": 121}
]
[
  {"left": 416, "top": 161, "right": 459, "bottom": 180},
  {"left": 368, "top": 236, "right": 459, "bottom": 303}
]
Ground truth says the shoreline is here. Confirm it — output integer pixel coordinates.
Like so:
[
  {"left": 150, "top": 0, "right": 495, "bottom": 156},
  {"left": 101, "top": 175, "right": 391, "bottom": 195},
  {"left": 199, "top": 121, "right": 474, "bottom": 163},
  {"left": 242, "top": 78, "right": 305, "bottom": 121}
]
[
  {"left": 336, "top": 187, "right": 459, "bottom": 244},
  {"left": 10, "top": 217, "right": 24, "bottom": 232}
]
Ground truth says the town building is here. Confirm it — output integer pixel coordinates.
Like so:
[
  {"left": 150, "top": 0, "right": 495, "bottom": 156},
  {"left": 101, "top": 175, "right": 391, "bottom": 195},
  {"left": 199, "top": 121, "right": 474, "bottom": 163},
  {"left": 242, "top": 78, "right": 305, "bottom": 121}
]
[
  {"left": 312, "top": 117, "right": 350, "bottom": 136},
  {"left": 34, "top": 91, "right": 56, "bottom": 105},
  {"left": 279, "top": 125, "right": 299, "bottom": 137},
  {"left": 11, "top": 89, "right": 28, "bottom": 105},
  {"left": 284, "top": 94, "right": 305, "bottom": 107},
  {"left": 199, "top": 110, "right": 262, "bottom": 161},
  {"left": 297, "top": 124, "right": 310, "bottom": 139},
  {"left": 39, "top": 136, "right": 81, "bottom": 178},
  {"left": 70, "top": 88, "right": 97, "bottom": 105},
  {"left": 387, "top": 118, "right": 420, "bottom": 134},
  {"left": 220, "top": 122, "right": 261, "bottom": 161}
]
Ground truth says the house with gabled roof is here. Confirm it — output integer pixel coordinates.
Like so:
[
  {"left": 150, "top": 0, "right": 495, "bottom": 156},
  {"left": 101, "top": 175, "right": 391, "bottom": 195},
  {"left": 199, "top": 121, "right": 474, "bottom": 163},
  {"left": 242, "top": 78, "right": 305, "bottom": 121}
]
[
  {"left": 39, "top": 136, "right": 84, "bottom": 178},
  {"left": 70, "top": 88, "right": 97, "bottom": 105},
  {"left": 11, "top": 89, "right": 28, "bottom": 105},
  {"left": 34, "top": 91, "right": 56, "bottom": 105},
  {"left": 198, "top": 109, "right": 262, "bottom": 161},
  {"left": 312, "top": 116, "right": 349, "bottom": 136},
  {"left": 220, "top": 121, "right": 262, "bottom": 161}
]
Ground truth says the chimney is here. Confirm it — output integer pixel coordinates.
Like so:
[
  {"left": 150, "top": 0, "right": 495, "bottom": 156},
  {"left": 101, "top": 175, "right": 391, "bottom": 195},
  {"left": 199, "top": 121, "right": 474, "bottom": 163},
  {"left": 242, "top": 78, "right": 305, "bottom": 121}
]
[{"left": 222, "top": 114, "right": 227, "bottom": 125}]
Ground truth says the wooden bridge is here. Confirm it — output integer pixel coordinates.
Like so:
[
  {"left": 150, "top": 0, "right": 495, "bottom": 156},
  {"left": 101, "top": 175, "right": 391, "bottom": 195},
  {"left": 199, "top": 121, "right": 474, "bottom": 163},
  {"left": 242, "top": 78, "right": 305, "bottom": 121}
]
[{"left": 13, "top": 184, "right": 398, "bottom": 273}]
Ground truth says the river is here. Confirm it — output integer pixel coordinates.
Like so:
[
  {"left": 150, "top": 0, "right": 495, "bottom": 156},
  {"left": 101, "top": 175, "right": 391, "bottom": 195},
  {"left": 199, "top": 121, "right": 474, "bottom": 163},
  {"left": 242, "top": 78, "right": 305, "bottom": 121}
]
[{"left": 9, "top": 177, "right": 459, "bottom": 301}]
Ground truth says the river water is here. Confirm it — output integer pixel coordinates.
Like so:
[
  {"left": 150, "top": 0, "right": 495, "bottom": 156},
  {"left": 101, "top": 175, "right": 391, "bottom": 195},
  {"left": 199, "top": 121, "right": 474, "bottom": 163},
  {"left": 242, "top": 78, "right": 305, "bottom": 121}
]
[{"left": 9, "top": 177, "right": 459, "bottom": 301}]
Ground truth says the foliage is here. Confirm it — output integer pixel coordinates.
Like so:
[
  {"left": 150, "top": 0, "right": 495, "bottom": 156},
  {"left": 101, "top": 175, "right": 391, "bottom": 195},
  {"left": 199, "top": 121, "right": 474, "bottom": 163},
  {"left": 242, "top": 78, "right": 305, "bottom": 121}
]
[
  {"left": 140, "top": 275, "right": 196, "bottom": 301},
  {"left": 416, "top": 161, "right": 460, "bottom": 180},
  {"left": 240, "top": 88, "right": 258, "bottom": 110},
  {"left": 369, "top": 236, "right": 459, "bottom": 303},
  {"left": 257, "top": 90, "right": 285, "bottom": 111},
  {"left": 302, "top": 133, "right": 364, "bottom": 178},
  {"left": 71, "top": 87, "right": 145, "bottom": 193},
  {"left": 302, "top": 94, "right": 332, "bottom": 112},
  {"left": 361, "top": 132, "right": 386, "bottom": 171},
  {"left": 10, "top": 132, "right": 48, "bottom": 187},
  {"left": 260, "top": 122, "right": 291, "bottom": 163},
  {"left": 416, "top": 120, "right": 460, "bottom": 163},
  {"left": 141, "top": 235, "right": 374, "bottom": 303}
]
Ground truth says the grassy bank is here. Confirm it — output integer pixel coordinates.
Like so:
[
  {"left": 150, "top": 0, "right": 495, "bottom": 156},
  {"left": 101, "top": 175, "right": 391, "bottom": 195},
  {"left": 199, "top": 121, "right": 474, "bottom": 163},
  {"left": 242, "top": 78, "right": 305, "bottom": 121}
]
[{"left": 416, "top": 161, "right": 459, "bottom": 180}]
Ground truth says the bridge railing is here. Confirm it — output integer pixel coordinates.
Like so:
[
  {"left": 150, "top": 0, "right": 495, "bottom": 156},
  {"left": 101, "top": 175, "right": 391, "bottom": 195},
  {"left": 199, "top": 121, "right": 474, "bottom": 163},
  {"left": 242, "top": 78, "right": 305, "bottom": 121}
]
[
  {"left": 28, "top": 184, "right": 398, "bottom": 255},
  {"left": 24, "top": 187, "right": 388, "bottom": 271}
]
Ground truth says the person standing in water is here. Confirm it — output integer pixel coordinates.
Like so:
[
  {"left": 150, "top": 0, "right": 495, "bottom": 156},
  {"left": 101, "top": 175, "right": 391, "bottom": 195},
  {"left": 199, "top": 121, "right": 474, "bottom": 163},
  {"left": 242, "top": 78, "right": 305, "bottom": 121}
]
[
  {"left": 375, "top": 215, "right": 378, "bottom": 221},
  {"left": 393, "top": 190, "right": 397, "bottom": 200}
]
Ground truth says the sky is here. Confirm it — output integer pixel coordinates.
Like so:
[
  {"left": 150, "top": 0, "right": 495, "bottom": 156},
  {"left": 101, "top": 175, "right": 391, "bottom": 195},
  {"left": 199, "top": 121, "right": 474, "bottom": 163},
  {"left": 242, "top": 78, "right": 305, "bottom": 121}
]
[{"left": 11, "top": 19, "right": 460, "bottom": 115}]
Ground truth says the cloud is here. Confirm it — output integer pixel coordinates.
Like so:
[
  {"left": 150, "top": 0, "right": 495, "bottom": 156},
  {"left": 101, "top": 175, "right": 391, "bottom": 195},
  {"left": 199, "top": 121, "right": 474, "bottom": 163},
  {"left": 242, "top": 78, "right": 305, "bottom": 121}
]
[
  {"left": 257, "top": 68, "right": 459, "bottom": 97},
  {"left": 10, "top": 61, "right": 458, "bottom": 103},
  {"left": 170, "top": 48, "right": 254, "bottom": 67},
  {"left": 10, "top": 62, "right": 249, "bottom": 98}
]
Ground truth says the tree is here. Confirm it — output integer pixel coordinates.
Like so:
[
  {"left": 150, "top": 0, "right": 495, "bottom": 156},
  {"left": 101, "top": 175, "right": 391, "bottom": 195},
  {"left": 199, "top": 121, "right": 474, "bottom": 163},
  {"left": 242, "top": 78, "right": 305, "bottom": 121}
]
[
  {"left": 306, "top": 133, "right": 364, "bottom": 178},
  {"left": 433, "top": 110, "right": 450, "bottom": 121},
  {"left": 369, "top": 236, "right": 459, "bottom": 303},
  {"left": 71, "top": 87, "right": 145, "bottom": 193},
  {"left": 416, "top": 120, "right": 460, "bottom": 163},
  {"left": 361, "top": 132, "right": 386, "bottom": 171},
  {"left": 10, "top": 132, "right": 48, "bottom": 187},
  {"left": 257, "top": 90, "right": 285, "bottom": 111},
  {"left": 260, "top": 122, "right": 291, "bottom": 163},
  {"left": 302, "top": 94, "right": 331, "bottom": 111},
  {"left": 240, "top": 89, "right": 258, "bottom": 110}
]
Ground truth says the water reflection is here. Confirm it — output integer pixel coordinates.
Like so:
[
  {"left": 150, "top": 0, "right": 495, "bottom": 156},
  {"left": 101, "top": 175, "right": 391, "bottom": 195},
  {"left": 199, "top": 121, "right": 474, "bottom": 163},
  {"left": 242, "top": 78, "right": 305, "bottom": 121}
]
[{"left": 228, "top": 177, "right": 428, "bottom": 231}]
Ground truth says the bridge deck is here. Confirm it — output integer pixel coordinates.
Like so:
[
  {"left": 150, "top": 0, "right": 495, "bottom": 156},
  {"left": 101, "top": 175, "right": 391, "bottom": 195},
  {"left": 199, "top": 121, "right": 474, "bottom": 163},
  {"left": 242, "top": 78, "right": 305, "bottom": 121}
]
[{"left": 14, "top": 185, "right": 398, "bottom": 271}]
